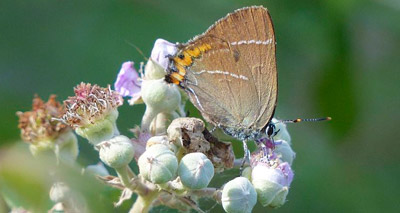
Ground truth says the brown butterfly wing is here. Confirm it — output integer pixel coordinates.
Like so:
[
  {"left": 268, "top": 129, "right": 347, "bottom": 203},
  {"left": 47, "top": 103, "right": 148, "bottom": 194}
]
[{"left": 183, "top": 6, "right": 277, "bottom": 137}]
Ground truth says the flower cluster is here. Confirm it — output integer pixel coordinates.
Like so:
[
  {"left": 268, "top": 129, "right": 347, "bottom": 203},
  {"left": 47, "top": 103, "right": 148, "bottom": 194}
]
[
  {"left": 15, "top": 38, "right": 298, "bottom": 213},
  {"left": 16, "top": 95, "right": 78, "bottom": 160}
]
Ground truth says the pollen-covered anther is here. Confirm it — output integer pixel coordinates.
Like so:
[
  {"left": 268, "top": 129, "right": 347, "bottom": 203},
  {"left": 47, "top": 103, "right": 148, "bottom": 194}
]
[
  {"left": 17, "top": 95, "right": 69, "bottom": 144},
  {"left": 62, "top": 83, "right": 123, "bottom": 128}
]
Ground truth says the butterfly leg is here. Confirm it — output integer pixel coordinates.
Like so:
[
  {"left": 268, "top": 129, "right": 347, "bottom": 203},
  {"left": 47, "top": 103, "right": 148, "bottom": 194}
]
[{"left": 239, "top": 140, "right": 250, "bottom": 175}]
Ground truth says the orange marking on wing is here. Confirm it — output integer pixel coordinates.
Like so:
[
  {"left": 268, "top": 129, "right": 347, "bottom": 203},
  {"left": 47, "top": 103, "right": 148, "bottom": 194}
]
[
  {"left": 171, "top": 72, "right": 184, "bottom": 82},
  {"left": 175, "top": 64, "right": 186, "bottom": 76},
  {"left": 173, "top": 54, "right": 192, "bottom": 67},
  {"left": 182, "top": 52, "right": 193, "bottom": 65},
  {"left": 186, "top": 47, "right": 201, "bottom": 57},
  {"left": 198, "top": 44, "right": 212, "bottom": 53},
  {"left": 173, "top": 43, "right": 213, "bottom": 70}
]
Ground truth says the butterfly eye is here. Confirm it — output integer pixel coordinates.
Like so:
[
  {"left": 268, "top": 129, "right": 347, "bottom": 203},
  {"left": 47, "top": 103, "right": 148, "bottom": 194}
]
[
  {"left": 267, "top": 123, "right": 276, "bottom": 138},
  {"left": 178, "top": 54, "right": 185, "bottom": 59}
]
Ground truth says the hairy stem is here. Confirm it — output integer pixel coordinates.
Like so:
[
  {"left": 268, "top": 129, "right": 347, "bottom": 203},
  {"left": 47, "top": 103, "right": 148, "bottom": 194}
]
[
  {"left": 115, "top": 166, "right": 133, "bottom": 187},
  {"left": 129, "top": 191, "right": 160, "bottom": 213}
]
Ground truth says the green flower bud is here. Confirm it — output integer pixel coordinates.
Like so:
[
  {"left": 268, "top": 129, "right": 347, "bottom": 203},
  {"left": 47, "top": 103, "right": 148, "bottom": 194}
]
[
  {"left": 274, "top": 140, "right": 296, "bottom": 165},
  {"left": 178, "top": 153, "right": 214, "bottom": 189},
  {"left": 144, "top": 58, "right": 167, "bottom": 80},
  {"left": 75, "top": 109, "right": 119, "bottom": 145},
  {"left": 221, "top": 177, "right": 257, "bottom": 213},
  {"left": 84, "top": 162, "right": 109, "bottom": 176},
  {"left": 241, "top": 167, "right": 252, "bottom": 181},
  {"left": 97, "top": 135, "right": 134, "bottom": 169},
  {"left": 141, "top": 79, "right": 181, "bottom": 132},
  {"left": 138, "top": 144, "right": 178, "bottom": 184},
  {"left": 146, "top": 135, "right": 178, "bottom": 153}
]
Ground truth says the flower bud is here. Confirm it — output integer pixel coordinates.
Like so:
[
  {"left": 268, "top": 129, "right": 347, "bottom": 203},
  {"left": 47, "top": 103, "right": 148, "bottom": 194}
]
[
  {"left": 138, "top": 144, "right": 178, "bottom": 184},
  {"left": 144, "top": 58, "right": 167, "bottom": 80},
  {"left": 146, "top": 135, "right": 178, "bottom": 153},
  {"left": 141, "top": 79, "right": 181, "bottom": 132},
  {"left": 84, "top": 162, "right": 109, "bottom": 176},
  {"left": 49, "top": 182, "right": 71, "bottom": 203},
  {"left": 274, "top": 140, "right": 296, "bottom": 165},
  {"left": 97, "top": 135, "right": 134, "bottom": 169},
  {"left": 221, "top": 177, "right": 257, "bottom": 213},
  {"left": 241, "top": 167, "right": 252, "bottom": 181},
  {"left": 272, "top": 118, "right": 291, "bottom": 143},
  {"left": 251, "top": 162, "right": 293, "bottom": 208},
  {"left": 178, "top": 153, "right": 214, "bottom": 189},
  {"left": 141, "top": 79, "right": 181, "bottom": 113}
]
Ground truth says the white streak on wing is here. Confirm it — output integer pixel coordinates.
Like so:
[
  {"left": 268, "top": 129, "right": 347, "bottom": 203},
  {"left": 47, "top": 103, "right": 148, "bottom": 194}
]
[
  {"left": 230, "top": 39, "right": 272, "bottom": 46},
  {"left": 193, "top": 70, "right": 207, "bottom": 75},
  {"left": 193, "top": 70, "right": 248, "bottom": 81},
  {"left": 186, "top": 86, "right": 204, "bottom": 111}
]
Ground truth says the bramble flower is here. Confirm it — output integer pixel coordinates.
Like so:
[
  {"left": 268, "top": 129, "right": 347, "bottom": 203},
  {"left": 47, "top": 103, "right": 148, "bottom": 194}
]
[
  {"left": 17, "top": 95, "right": 69, "bottom": 144},
  {"left": 274, "top": 139, "right": 296, "bottom": 165},
  {"left": 150, "top": 39, "right": 177, "bottom": 70},
  {"left": 17, "top": 95, "right": 78, "bottom": 160},
  {"left": 114, "top": 61, "right": 142, "bottom": 105},
  {"left": 251, "top": 160, "right": 294, "bottom": 208},
  {"left": 62, "top": 83, "right": 122, "bottom": 145},
  {"left": 113, "top": 39, "right": 182, "bottom": 135},
  {"left": 13, "top": 36, "right": 304, "bottom": 213},
  {"left": 130, "top": 126, "right": 152, "bottom": 160}
]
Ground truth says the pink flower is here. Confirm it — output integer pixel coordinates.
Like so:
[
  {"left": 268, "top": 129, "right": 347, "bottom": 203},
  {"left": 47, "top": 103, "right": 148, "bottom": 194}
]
[
  {"left": 114, "top": 61, "right": 141, "bottom": 104},
  {"left": 150, "top": 39, "right": 177, "bottom": 69},
  {"left": 277, "top": 162, "right": 294, "bottom": 187},
  {"left": 130, "top": 127, "right": 152, "bottom": 161}
]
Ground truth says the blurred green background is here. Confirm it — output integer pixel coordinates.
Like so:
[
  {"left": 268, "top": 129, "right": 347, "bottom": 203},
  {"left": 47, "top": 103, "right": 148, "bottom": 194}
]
[{"left": 1, "top": 0, "right": 399, "bottom": 212}]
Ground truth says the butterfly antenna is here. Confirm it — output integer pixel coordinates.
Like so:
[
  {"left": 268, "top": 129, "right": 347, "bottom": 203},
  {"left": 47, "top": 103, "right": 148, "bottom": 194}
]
[
  {"left": 125, "top": 40, "right": 148, "bottom": 61},
  {"left": 280, "top": 117, "right": 331, "bottom": 124}
]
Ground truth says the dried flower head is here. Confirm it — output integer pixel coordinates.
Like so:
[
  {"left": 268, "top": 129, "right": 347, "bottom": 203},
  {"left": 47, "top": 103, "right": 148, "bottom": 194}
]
[
  {"left": 62, "top": 83, "right": 123, "bottom": 128},
  {"left": 17, "top": 95, "right": 69, "bottom": 144}
]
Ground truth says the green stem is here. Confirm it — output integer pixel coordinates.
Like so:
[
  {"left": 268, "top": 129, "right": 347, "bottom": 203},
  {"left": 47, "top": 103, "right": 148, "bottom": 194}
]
[
  {"left": 141, "top": 107, "right": 159, "bottom": 133},
  {"left": 115, "top": 166, "right": 132, "bottom": 187},
  {"left": 129, "top": 191, "right": 160, "bottom": 213}
]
